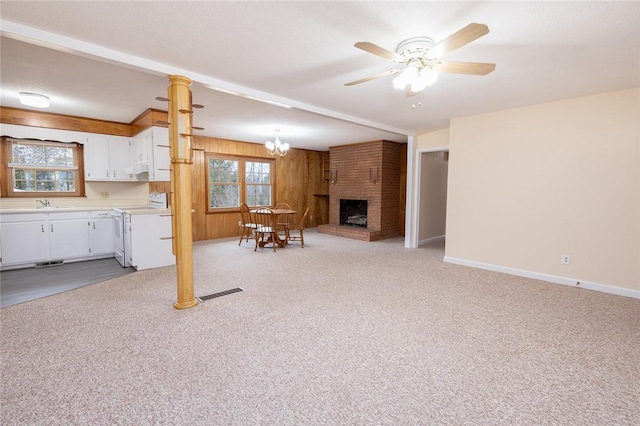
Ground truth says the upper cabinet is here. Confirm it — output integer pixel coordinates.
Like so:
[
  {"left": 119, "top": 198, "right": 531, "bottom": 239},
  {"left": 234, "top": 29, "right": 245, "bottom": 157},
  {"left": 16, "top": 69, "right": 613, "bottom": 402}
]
[
  {"left": 0, "top": 123, "right": 167, "bottom": 183},
  {"left": 84, "top": 134, "right": 134, "bottom": 181},
  {"left": 131, "top": 126, "right": 170, "bottom": 182}
]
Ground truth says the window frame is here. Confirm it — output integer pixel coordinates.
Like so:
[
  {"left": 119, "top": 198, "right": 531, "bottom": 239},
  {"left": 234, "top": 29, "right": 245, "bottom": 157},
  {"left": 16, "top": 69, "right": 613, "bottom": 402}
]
[
  {"left": 1, "top": 137, "right": 85, "bottom": 198},
  {"left": 206, "top": 153, "right": 275, "bottom": 213}
]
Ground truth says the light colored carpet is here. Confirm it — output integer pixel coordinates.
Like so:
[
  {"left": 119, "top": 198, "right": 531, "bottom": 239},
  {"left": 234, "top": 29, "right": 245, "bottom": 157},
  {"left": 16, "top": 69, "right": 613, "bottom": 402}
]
[{"left": 1, "top": 229, "right": 639, "bottom": 424}]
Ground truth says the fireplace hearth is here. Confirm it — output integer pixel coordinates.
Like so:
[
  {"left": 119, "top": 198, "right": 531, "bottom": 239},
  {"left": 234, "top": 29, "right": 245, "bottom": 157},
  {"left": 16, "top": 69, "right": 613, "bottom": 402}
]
[{"left": 340, "top": 199, "right": 367, "bottom": 228}]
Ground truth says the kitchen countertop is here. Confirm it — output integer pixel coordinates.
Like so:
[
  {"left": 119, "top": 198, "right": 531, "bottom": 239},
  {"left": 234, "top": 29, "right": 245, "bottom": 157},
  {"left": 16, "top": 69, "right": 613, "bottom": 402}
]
[
  {"left": 124, "top": 208, "right": 171, "bottom": 215},
  {"left": 0, "top": 205, "right": 150, "bottom": 214}
]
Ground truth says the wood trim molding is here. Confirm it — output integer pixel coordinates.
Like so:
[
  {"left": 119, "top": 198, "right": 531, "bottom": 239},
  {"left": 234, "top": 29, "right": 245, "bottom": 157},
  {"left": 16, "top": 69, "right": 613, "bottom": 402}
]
[
  {"left": 0, "top": 107, "right": 132, "bottom": 136},
  {"left": 130, "top": 108, "right": 169, "bottom": 136}
]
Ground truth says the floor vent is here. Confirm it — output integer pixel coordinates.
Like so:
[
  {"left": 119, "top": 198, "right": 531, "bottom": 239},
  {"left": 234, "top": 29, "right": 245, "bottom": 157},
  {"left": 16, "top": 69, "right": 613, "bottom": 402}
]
[
  {"left": 197, "top": 287, "right": 245, "bottom": 302},
  {"left": 35, "top": 260, "right": 64, "bottom": 268}
]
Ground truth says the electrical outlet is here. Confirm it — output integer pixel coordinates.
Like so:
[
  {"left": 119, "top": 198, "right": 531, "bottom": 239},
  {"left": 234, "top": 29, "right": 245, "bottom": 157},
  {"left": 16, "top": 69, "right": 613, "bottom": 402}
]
[
  {"left": 238, "top": 220, "right": 242, "bottom": 226},
  {"left": 561, "top": 254, "right": 571, "bottom": 265}
]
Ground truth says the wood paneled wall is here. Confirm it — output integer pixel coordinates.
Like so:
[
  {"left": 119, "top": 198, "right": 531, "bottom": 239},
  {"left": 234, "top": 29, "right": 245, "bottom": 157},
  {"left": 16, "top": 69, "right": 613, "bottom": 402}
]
[
  {"left": 4, "top": 107, "right": 404, "bottom": 242},
  {"left": 170, "top": 136, "right": 330, "bottom": 242}
]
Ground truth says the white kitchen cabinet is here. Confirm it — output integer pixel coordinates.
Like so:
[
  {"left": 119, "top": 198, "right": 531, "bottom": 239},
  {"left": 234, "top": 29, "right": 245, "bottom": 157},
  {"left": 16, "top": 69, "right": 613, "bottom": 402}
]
[
  {"left": 131, "top": 126, "right": 171, "bottom": 182},
  {"left": 151, "top": 127, "right": 171, "bottom": 182},
  {"left": 127, "top": 211, "right": 175, "bottom": 270},
  {"left": 90, "top": 211, "right": 115, "bottom": 256},
  {"left": 83, "top": 134, "right": 110, "bottom": 180},
  {"left": 48, "top": 212, "right": 90, "bottom": 259},
  {"left": 0, "top": 213, "right": 49, "bottom": 265},
  {"left": 84, "top": 134, "right": 134, "bottom": 181},
  {"left": 0, "top": 210, "right": 110, "bottom": 270}
]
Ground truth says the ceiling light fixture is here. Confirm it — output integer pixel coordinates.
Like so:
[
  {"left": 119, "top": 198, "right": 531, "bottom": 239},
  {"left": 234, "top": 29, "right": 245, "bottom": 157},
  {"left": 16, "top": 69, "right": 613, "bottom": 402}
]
[
  {"left": 19, "top": 92, "right": 50, "bottom": 108},
  {"left": 265, "top": 129, "right": 289, "bottom": 157},
  {"left": 391, "top": 60, "right": 439, "bottom": 93}
]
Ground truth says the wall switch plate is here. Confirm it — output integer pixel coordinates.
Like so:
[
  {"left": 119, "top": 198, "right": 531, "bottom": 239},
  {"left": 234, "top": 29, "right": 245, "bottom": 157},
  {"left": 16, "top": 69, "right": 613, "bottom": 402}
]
[{"left": 561, "top": 254, "right": 571, "bottom": 265}]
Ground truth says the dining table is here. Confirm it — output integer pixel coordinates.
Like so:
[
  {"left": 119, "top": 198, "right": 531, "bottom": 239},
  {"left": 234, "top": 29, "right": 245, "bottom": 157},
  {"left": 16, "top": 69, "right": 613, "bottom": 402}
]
[{"left": 250, "top": 208, "right": 297, "bottom": 248}]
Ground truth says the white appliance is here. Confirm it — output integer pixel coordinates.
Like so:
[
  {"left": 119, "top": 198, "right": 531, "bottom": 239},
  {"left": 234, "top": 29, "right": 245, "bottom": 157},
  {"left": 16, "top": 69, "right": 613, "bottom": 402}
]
[{"left": 112, "top": 192, "right": 169, "bottom": 267}]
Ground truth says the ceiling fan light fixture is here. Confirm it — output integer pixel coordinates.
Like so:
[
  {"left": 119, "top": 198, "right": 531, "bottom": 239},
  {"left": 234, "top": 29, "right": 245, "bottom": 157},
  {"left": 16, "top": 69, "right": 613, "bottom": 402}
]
[
  {"left": 393, "top": 62, "right": 421, "bottom": 91},
  {"left": 420, "top": 67, "right": 439, "bottom": 86},
  {"left": 392, "top": 73, "right": 407, "bottom": 90},
  {"left": 19, "top": 92, "right": 49, "bottom": 108}
]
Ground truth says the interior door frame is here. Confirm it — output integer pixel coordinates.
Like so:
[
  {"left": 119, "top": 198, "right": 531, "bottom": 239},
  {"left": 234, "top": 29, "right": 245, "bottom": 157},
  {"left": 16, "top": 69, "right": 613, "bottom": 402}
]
[{"left": 406, "top": 144, "right": 449, "bottom": 248}]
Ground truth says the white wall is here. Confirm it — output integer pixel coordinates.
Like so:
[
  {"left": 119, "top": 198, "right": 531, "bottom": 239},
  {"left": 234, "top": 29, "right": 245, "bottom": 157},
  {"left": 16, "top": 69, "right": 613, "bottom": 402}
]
[
  {"left": 444, "top": 88, "right": 639, "bottom": 293},
  {"left": 419, "top": 152, "right": 448, "bottom": 243},
  {"left": 0, "top": 182, "right": 149, "bottom": 210}
]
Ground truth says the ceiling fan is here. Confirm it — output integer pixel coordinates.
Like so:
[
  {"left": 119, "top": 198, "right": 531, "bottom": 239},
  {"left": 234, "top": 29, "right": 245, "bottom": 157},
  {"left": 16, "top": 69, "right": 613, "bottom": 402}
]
[{"left": 345, "top": 23, "right": 495, "bottom": 95}]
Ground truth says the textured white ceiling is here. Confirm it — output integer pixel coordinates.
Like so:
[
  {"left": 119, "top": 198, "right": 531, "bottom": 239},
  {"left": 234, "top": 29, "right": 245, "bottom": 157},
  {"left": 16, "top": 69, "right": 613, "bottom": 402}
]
[{"left": 1, "top": 1, "right": 639, "bottom": 151}]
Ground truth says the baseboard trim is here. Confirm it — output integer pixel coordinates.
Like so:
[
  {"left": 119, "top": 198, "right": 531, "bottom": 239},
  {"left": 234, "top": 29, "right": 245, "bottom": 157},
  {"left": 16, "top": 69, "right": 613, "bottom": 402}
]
[
  {"left": 443, "top": 256, "right": 640, "bottom": 300},
  {"left": 419, "top": 235, "right": 445, "bottom": 246}
]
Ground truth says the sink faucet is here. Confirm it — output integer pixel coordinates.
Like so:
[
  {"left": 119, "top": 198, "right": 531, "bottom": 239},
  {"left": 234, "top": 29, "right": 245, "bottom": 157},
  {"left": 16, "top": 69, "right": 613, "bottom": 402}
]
[{"left": 36, "top": 199, "right": 50, "bottom": 207}]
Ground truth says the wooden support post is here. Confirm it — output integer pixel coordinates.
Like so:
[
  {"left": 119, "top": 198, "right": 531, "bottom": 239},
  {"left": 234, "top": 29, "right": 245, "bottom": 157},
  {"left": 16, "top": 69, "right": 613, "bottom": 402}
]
[{"left": 168, "top": 75, "right": 198, "bottom": 310}]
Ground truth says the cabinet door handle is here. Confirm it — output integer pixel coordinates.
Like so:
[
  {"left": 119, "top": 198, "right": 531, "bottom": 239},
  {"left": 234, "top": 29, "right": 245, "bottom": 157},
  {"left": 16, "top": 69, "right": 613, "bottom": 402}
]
[
  {"left": 105, "top": 170, "right": 109, "bottom": 178},
  {"left": 50, "top": 224, "right": 53, "bottom": 232},
  {"left": 113, "top": 170, "right": 116, "bottom": 178},
  {"left": 93, "top": 222, "right": 96, "bottom": 229},
  {"left": 41, "top": 224, "right": 45, "bottom": 233}
]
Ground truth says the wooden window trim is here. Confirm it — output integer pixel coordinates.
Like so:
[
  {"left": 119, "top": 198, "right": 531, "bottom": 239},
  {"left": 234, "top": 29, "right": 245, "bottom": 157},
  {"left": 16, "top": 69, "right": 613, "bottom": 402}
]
[
  {"left": 205, "top": 153, "right": 275, "bottom": 213},
  {"left": 1, "top": 137, "right": 86, "bottom": 198}
]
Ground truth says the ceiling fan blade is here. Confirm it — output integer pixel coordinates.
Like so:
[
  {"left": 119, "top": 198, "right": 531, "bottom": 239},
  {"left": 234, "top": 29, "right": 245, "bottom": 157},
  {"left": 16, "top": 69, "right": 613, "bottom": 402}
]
[
  {"left": 354, "top": 41, "right": 398, "bottom": 61},
  {"left": 428, "top": 23, "right": 489, "bottom": 59},
  {"left": 344, "top": 69, "right": 401, "bottom": 86},
  {"left": 434, "top": 61, "right": 496, "bottom": 75}
]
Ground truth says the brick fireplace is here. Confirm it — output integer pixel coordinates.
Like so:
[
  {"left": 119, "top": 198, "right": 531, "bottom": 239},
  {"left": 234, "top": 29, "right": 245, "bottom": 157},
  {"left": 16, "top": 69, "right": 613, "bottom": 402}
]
[{"left": 318, "top": 140, "right": 403, "bottom": 241}]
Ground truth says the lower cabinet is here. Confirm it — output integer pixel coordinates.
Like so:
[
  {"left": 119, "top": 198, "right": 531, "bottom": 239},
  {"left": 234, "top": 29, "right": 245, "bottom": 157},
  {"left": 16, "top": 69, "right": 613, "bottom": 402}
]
[
  {"left": 89, "top": 211, "right": 115, "bottom": 256},
  {"left": 0, "top": 214, "right": 50, "bottom": 265},
  {"left": 48, "top": 212, "right": 91, "bottom": 259},
  {"left": 0, "top": 210, "right": 115, "bottom": 270},
  {"left": 127, "top": 211, "right": 175, "bottom": 270}
]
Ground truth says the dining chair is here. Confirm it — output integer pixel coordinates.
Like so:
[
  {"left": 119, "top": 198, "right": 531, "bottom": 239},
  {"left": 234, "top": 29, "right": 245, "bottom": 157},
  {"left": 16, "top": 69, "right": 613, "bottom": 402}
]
[
  {"left": 286, "top": 206, "right": 309, "bottom": 248},
  {"left": 253, "top": 208, "right": 279, "bottom": 252},
  {"left": 273, "top": 202, "right": 291, "bottom": 233},
  {"left": 238, "top": 203, "right": 257, "bottom": 245}
]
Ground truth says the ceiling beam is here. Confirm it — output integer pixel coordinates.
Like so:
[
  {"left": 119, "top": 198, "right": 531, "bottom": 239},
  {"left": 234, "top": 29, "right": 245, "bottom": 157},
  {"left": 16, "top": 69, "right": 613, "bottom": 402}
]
[{"left": 1, "top": 19, "right": 412, "bottom": 138}]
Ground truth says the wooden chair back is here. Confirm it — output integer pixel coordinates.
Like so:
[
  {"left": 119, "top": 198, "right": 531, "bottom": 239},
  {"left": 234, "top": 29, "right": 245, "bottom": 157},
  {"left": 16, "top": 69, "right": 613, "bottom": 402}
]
[
  {"left": 240, "top": 203, "right": 254, "bottom": 225},
  {"left": 253, "top": 208, "right": 278, "bottom": 252},
  {"left": 286, "top": 206, "right": 309, "bottom": 248},
  {"left": 273, "top": 202, "right": 291, "bottom": 231},
  {"left": 238, "top": 203, "right": 257, "bottom": 245}
]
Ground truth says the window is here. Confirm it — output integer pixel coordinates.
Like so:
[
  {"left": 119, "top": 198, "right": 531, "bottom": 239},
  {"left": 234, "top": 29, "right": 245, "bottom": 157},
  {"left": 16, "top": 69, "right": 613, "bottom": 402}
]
[
  {"left": 208, "top": 157, "right": 240, "bottom": 208},
  {"left": 2, "top": 138, "right": 84, "bottom": 197},
  {"left": 245, "top": 161, "right": 272, "bottom": 206},
  {"left": 207, "top": 155, "right": 274, "bottom": 211}
]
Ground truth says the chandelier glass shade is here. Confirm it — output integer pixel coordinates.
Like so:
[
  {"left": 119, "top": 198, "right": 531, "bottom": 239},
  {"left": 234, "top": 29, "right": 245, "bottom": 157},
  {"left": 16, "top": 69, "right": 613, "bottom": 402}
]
[
  {"left": 265, "top": 130, "right": 289, "bottom": 156},
  {"left": 392, "top": 61, "right": 439, "bottom": 93}
]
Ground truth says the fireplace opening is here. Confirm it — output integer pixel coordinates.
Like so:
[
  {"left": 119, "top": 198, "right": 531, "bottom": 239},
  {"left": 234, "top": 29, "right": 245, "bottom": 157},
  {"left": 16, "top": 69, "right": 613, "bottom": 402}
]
[{"left": 340, "top": 199, "right": 368, "bottom": 228}]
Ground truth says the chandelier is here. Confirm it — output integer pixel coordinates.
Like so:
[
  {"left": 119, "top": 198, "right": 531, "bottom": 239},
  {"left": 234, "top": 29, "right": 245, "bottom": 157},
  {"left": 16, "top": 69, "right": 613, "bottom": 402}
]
[{"left": 265, "top": 129, "right": 290, "bottom": 157}]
